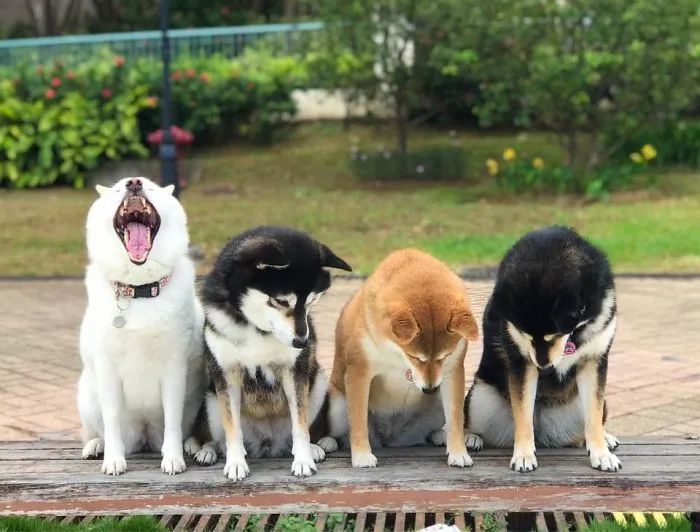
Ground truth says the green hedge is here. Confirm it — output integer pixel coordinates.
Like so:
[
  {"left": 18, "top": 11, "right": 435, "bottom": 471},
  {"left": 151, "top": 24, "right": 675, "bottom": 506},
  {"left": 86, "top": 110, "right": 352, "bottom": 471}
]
[{"left": 0, "top": 48, "right": 308, "bottom": 188}]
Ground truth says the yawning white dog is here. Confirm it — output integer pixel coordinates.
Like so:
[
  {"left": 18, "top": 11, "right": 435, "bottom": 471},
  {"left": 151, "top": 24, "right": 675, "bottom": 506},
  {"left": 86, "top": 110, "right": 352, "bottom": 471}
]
[{"left": 77, "top": 177, "right": 205, "bottom": 476}]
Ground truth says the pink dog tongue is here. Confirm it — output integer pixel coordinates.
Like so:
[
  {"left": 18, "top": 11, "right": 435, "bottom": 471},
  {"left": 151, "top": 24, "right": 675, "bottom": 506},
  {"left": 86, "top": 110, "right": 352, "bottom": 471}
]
[{"left": 126, "top": 222, "right": 150, "bottom": 261}]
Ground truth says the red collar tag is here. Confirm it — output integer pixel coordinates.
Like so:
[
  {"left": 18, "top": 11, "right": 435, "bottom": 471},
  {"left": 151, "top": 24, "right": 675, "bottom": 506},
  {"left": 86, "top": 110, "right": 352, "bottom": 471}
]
[{"left": 564, "top": 340, "right": 577, "bottom": 355}]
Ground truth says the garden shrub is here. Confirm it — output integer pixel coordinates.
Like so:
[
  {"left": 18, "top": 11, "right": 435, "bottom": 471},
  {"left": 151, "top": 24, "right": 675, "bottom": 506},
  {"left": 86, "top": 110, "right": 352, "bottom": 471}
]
[
  {"left": 349, "top": 145, "right": 468, "bottom": 181},
  {"left": 485, "top": 145, "right": 657, "bottom": 199},
  {"left": 608, "top": 121, "right": 700, "bottom": 168},
  {"left": 0, "top": 48, "right": 307, "bottom": 188}
]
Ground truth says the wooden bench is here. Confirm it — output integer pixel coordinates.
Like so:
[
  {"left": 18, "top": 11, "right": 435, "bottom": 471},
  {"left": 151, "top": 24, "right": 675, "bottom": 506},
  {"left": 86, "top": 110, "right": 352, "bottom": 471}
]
[{"left": 1, "top": 437, "right": 698, "bottom": 530}]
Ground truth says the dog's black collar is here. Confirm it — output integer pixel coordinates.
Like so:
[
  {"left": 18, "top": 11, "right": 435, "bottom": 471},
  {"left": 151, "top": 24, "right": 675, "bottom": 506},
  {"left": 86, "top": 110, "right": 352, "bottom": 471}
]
[{"left": 114, "top": 275, "right": 170, "bottom": 299}]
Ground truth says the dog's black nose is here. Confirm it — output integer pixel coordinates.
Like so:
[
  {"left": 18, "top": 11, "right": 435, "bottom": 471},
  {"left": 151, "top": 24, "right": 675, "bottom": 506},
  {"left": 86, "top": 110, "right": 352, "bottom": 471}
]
[
  {"left": 126, "top": 178, "right": 142, "bottom": 193},
  {"left": 292, "top": 337, "right": 308, "bottom": 349},
  {"left": 421, "top": 385, "right": 440, "bottom": 394}
]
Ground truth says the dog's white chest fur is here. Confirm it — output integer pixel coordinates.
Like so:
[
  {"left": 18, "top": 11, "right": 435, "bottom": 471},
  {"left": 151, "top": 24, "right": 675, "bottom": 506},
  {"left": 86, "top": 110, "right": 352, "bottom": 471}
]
[{"left": 205, "top": 307, "right": 300, "bottom": 371}]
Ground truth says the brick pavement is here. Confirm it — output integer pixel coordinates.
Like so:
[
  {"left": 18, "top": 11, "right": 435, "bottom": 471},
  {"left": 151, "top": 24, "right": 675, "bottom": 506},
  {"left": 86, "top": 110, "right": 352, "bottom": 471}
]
[{"left": 1, "top": 277, "right": 698, "bottom": 441}]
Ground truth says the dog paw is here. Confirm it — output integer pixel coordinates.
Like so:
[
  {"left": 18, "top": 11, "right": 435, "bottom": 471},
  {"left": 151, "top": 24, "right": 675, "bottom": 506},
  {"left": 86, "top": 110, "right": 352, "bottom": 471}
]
[
  {"left": 447, "top": 448, "right": 474, "bottom": 468},
  {"left": 465, "top": 433, "right": 483, "bottom": 452},
  {"left": 605, "top": 432, "right": 620, "bottom": 450},
  {"left": 223, "top": 455, "right": 250, "bottom": 481},
  {"left": 183, "top": 437, "right": 201, "bottom": 456},
  {"left": 81, "top": 438, "right": 104, "bottom": 459},
  {"left": 589, "top": 447, "right": 622, "bottom": 472},
  {"left": 429, "top": 429, "right": 447, "bottom": 446},
  {"left": 194, "top": 443, "right": 218, "bottom": 466},
  {"left": 510, "top": 448, "right": 538, "bottom": 473},
  {"left": 101, "top": 454, "right": 127, "bottom": 476},
  {"left": 316, "top": 436, "right": 338, "bottom": 454},
  {"left": 161, "top": 452, "right": 186, "bottom": 475},
  {"left": 291, "top": 450, "right": 318, "bottom": 477},
  {"left": 351, "top": 451, "right": 378, "bottom": 468},
  {"left": 310, "top": 443, "right": 326, "bottom": 463}
]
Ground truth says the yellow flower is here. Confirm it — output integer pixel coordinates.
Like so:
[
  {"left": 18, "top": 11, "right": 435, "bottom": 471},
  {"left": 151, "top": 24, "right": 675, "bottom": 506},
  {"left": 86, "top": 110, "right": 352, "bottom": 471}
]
[
  {"left": 532, "top": 157, "right": 544, "bottom": 169},
  {"left": 629, "top": 152, "right": 643, "bottom": 164},
  {"left": 641, "top": 144, "right": 657, "bottom": 161},
  {"left": 503, "top": 148, "right": 516, "bottom": 161},
  {"left": 486, "top": 158, "right": 499, "bottom": 176}
]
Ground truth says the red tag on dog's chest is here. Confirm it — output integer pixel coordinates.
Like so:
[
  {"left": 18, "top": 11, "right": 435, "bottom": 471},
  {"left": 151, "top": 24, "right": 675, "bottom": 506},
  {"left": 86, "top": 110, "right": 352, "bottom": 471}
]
[{"left": 564, "top": 341, "right": 577, "bottom": 355}]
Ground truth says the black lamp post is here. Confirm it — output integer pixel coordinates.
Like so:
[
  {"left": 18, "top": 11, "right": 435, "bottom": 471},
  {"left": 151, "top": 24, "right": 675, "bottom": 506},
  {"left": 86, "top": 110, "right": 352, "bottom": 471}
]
[{"left": 159, "top": 0, "right": 179, "bottom": 198}]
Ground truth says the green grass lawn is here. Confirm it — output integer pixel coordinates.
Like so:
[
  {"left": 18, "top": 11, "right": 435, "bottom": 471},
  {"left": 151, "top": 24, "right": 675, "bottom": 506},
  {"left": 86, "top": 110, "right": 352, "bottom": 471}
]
[{"left": 1, "top": 123, "right": 699, "bottom": 276}]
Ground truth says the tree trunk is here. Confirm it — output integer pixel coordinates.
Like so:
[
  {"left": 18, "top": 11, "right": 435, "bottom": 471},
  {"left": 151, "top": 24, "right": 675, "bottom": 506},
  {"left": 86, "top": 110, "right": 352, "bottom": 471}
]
[
  {"left": 284, "top": 0, "right": 296, "bottom": 20},
  {"left": 395, "top": 87, "right": 408, "bottom": 159}
]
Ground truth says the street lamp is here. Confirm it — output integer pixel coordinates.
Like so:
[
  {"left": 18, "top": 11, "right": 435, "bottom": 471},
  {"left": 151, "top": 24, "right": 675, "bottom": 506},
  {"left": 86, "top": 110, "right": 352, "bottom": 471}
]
[{"left": 159, "top": 0, "right": 179, "bottom": 198}]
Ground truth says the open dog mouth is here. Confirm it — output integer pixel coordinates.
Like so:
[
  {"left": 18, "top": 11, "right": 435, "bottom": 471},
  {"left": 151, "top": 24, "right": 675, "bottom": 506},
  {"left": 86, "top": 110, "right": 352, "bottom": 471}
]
[{"left": 113, "top": 194, "right": 160, "bottom": 264}]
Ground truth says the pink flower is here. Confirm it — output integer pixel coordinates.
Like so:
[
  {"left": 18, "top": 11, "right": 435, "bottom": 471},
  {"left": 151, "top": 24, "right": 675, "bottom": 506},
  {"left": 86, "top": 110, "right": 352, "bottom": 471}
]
[
  {"left": 50, "top": 77, "right": 62, "bottom": 88},
  {"left": 101, "top": 88, "right": 112, "bottom": 99},
  {"left": 145, "top": 96, "right": 159, "bottom": 108},
  {"left": 113, "top": 55, "right": 126, "bottom": 67},
  {"left": 186, "top": 68, "right": 196, "bottom": 79},
  {"left": 199, "top": 72, "right": 212, "bottom": 83},
  {"left": 45, "top": 88, "right": 56, "bottom": 100}
]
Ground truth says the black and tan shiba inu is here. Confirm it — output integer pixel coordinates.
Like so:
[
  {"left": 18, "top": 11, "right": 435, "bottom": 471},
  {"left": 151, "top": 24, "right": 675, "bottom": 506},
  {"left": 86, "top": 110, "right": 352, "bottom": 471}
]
[
  {"left": 464, "top": 226, "right": 621, "bottom": 472},
  {"left": 193, "top": 226, "right": 351, "bottom": 480}
]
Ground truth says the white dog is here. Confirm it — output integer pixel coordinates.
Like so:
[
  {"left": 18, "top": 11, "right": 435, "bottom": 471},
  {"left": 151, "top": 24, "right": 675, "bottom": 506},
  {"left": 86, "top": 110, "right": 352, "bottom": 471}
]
[{"left": 77, "top": 177, "right": 205, "bottom": 476}]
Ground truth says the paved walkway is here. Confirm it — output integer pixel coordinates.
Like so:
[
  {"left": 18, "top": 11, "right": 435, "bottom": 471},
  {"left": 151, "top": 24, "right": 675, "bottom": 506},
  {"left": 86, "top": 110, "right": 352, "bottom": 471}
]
[{"left": 1, "top": 278, "right": 699, "bottom": 441}]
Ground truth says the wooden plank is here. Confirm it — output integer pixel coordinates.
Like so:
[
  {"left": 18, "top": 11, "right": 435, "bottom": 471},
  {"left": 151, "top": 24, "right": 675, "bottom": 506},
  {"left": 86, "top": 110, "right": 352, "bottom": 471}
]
[
  {"left": 535, "top": 512, "right": 548, "bottom": 532},
  {"left": 354, "top": 512, "right": 367, "bottom": 532},
  {"left": 316, "top": 512, "right": 327, "bottom": 531},
  {"left": 553, "top": 512, "right": 568, "bottom": 531},
  {"left": 414, "top": 512, "right": 425, "bottom": 530},
  {"left": 372, "top": 512, "right": 385, "bottom": 532},
  {"left": 393, "top": 512, "right": 405, "bottom": 532},
  {"left": 453, "top": 512, "right": 466, "bottom": 531},
  {"left": 193, "top": 514, "right": 212, "bottom": 532},
  {"left": 1, "top": 439, "right": 699, "bottom": 515},
  {"left": 214, "top": 513, "right": 232, "bottom": 532},
  {"left": 573, "top": 512, "right": 588, "bottom": 530},
  {"left": 174, "top": 513, "right": 194, "bottom": 531}
]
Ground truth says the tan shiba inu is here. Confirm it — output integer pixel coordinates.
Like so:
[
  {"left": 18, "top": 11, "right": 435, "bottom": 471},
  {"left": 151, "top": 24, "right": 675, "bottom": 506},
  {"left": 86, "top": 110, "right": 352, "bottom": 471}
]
[{"left": 326, "top": 249, "right": 479, "bottom": 468}]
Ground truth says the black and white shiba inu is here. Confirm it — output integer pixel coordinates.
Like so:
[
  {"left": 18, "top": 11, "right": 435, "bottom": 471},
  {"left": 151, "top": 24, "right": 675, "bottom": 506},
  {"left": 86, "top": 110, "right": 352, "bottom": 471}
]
[
  {"left": 194, "top": 226, "right": 352, "bottom": 480},
  {"left": 465, "top": 226, "right": 621, "bottom": 472}
]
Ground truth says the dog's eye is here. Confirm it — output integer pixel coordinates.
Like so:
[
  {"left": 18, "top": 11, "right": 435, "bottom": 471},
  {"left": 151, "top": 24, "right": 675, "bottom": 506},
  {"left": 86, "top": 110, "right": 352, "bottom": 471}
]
[{"left": 269, "top": 297, "right": 289, "bottom": 308}]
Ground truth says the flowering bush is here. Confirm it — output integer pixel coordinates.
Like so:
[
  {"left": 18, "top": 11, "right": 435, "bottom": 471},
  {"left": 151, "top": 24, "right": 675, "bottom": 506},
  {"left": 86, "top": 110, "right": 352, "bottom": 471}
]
[
  {"left": 485, "top": 145, "right": 658, "bottom": 198},
  {"left": 0, "top": 48, "right": 309, "bottom": 188}
]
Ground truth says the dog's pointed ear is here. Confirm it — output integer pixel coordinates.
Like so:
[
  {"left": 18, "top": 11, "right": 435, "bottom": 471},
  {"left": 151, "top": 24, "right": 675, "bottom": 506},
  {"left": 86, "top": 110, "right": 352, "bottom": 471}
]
[
  {"left": 95, "top": 184, "right": 110, "bottom": 197},
  {"left": 162, "top": 184, "right": 175, "bottom": 196},
  {"left": 448, "top": 303, "right": 479, "bottom": 341},
  {"left": 319, "top": 243, "right": 352, "bottom": 272},
  {"left": 236, "top": 236, "right": 290, "bottom": 270},
  {"left": 389, "top": 301, "right": 420, "bottom": 345}
]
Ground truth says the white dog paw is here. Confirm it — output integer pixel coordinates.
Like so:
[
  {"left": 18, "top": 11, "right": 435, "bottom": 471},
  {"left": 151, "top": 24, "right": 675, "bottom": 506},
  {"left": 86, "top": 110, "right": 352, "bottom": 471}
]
[
  {"left": 351, "top": 451, "right": 378, "bottom": 468},
  {"left": 310, "top": 443, "right": 326, "bottom": 463},
  {"left": 292, "top": 453, "right": 316, "bottom": 477},
  {"left": 81, "top": 438, "right": 104, "bottom": 459},
  {"left": 429, "top": 429, "right": 447, "bottom": 446},
  {"left": 510, "top": 447, "right": 538, "bottom": 473},
  {"left": 589, "top": 447, "right": 622, "bottom": 472},
  {"left": 101, "top": 454, "right": 127, "bottom": 476},
  {"left": 605, "top": 432, "right": 620, "bottom": 450},
  {"left": 223, "top": 455, "right": 250, "bottom": 481},
  {"left": 316, "top": 436, "right": 338, "bottom": 454},
  {"left": 194, "top": 443, "right": 219, "bottom": 466},
  {"left": 465, "top": 433, "right": 483, "bottom": 452},
  {"left": 183, "top": 437, "right": 201, "bottom": 456},
  {"left": 447, "top": 449, "right": 474, "bottom": 468},
  {"left": 161, "top": 453, "right": 187, "bottom": 475}
]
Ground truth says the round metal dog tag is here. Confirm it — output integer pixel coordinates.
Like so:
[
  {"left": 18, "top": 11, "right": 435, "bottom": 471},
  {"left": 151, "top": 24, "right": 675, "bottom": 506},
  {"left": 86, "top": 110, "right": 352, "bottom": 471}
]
[{"left": 112, "top": 315, "right": 126, "bottom": 328}]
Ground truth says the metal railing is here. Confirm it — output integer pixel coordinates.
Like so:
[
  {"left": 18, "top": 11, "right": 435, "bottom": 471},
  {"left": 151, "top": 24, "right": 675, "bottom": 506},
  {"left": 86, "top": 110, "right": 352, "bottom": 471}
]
[{"left": 0, "top": 21, "right": 323, "bottom": 65}]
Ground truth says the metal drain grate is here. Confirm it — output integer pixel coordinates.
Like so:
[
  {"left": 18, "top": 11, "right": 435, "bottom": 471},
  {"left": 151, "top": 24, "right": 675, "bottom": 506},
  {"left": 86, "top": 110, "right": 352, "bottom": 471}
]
[{"left": 33, "top": 511, "right": 693, "bottom": 531}]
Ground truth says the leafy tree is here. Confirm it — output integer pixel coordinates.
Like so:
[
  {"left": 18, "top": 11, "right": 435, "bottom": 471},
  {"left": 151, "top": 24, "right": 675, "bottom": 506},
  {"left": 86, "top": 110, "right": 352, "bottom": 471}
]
[{"left": 436, "top": 0, "right": 700, "bottom": 173}]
